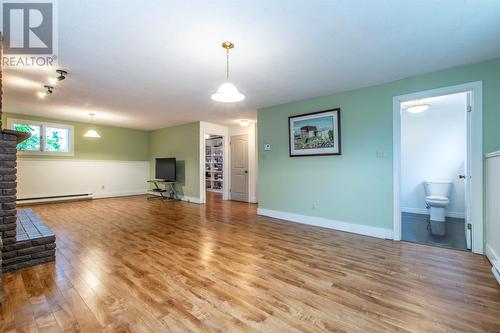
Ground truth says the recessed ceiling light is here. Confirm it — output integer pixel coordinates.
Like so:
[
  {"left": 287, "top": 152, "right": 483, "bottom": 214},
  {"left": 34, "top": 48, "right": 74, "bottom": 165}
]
[{"left": 405, "top": 104, "right": 430, "bottom": 114}]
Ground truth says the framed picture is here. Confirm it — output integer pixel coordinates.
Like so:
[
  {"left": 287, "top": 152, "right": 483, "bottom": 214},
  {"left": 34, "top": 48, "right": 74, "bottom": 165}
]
[{"left": 289, "top": 108, "right": 341, "bottom": 157}]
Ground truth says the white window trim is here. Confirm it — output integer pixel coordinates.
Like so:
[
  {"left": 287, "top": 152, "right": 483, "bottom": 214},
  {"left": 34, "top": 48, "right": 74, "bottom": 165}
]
[{"left": 7, "top": 118, "right": 75, "bottom": 157}]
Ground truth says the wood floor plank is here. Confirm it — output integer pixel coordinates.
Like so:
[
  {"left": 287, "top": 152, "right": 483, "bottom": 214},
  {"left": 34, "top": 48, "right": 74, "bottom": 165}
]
[{"left": 1, "top": 193, "right": 499, "bottom": 333}]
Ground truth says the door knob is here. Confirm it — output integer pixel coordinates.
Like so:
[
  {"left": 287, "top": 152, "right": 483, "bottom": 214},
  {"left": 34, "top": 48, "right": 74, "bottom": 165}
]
[
  {"left": 244, "top": 170, "right": 248, "bottom": 174},
  {"left": 459, "top": 175, "right": 466, "bottom": 179}
]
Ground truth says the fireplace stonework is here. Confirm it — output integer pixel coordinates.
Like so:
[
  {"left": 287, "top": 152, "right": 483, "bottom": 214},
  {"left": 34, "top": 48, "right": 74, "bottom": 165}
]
[{"left": 0, "top": 35, "right": 56, "bottom": 303}]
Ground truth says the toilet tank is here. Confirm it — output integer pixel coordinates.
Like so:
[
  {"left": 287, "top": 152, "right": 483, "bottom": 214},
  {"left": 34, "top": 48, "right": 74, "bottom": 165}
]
[{"left": 424, "top": 181, "right": 452, "bottom": 197}]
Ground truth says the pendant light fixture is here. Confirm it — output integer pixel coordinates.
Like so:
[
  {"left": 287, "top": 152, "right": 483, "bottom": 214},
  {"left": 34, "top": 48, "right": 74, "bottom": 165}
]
[
  {"left": 211, "top": 41, "right": 245, "bottom": 103},
  {"left": 83, "top": 113, "right": 101, "bottom": 138}
]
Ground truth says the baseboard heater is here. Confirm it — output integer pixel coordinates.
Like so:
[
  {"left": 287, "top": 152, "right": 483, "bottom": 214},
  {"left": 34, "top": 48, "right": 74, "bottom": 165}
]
[{"left": 17, "top": 193, "right": 93, "bottom": 205}]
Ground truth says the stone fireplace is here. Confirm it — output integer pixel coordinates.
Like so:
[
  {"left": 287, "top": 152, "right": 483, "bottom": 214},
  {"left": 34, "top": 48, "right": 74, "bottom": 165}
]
[{"left": 0, "top": 36, "right": 56, "bottom": 302}]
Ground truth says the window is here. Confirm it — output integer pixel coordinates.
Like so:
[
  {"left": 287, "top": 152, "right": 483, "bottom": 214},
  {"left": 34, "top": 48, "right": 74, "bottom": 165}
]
[{"left": 8, "top": 119, "right": 74, "bottom": 156}]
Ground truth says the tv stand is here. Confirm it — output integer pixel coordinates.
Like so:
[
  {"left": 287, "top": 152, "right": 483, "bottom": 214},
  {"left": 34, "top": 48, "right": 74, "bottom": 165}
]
[{"left": 147, "top": 180, "right": 179, "bottom": 201}]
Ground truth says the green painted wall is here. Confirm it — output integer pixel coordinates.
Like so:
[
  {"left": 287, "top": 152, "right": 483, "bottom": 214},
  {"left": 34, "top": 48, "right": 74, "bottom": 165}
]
[
  {"left": 149, "top": 122, "right": 200, "bottom": 198},
  {"left": 3, "top": 113, "right": 150, "bottom": 161},
  {"left": 258, "top": 57, "right": 500, "bottom": 231}
]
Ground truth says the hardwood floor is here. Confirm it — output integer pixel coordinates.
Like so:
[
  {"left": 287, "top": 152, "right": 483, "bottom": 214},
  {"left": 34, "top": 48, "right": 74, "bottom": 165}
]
[{"left": 1, "top": 193, "right": 499, "bottom": 332}]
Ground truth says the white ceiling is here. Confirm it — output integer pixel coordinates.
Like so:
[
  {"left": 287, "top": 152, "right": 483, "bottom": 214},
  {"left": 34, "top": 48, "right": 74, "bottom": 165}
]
[{"left": 4, "top": 0, "right": 500, "bottom": 130}]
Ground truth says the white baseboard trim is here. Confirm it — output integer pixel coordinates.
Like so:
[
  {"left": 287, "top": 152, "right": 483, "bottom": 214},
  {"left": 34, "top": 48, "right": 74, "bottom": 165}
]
[
  {"left": 257, "top": 208, "right": 393, "bottom": 240},
  {"left": 401, "top": 207, "right": 465, "bottom": 219},
  {"left": 486, "top": 244, "right": 500, "bottom": 285},
  {"left": 93, "top": 190, "right": 148, "bottom": 199},
  {"left": 147, "top": 192, "right": 203, "bottom": 204},
  {"left": 181, "top": 196, "right": 203, "bottom": 204}
]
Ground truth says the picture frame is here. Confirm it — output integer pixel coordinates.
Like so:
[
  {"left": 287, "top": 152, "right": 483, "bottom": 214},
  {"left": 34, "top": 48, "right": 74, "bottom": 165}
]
[{"left": 288, "top": 108, "right": 341, "bottom": 157}]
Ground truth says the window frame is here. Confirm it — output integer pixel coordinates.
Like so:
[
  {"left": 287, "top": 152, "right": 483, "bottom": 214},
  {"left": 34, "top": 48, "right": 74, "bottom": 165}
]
[{"left": 7, "top": 118, "right": 75, "bottom": 157}]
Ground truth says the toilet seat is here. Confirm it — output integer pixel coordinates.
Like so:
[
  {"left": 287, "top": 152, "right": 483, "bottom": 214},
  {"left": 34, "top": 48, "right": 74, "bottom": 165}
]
[{"left": 425, "top": 195, "right": 449, "bottom": 207}]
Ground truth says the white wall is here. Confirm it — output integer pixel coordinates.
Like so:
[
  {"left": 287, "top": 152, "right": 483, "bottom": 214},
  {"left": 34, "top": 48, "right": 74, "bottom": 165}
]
[
  {"left": 229, "top": 123, "right": 258, "bottom": 203},
  {"left": 401, "top": 93, "right": 466, "bottom": 217},
  {"left": 486, "top": 152, "right": 500, "bottom": 284},
  {"left": 17, "top": 159, "right": 149, "bottom": 202}
]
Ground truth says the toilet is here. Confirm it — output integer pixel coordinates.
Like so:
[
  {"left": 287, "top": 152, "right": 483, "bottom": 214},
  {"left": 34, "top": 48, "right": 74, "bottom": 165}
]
[{"left": 424, "top": 181, "right": 452, "bottom": 236}]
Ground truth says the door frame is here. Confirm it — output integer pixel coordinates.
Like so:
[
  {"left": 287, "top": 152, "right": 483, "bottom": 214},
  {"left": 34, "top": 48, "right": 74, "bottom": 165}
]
[
  {"left": 199, "top": 122, "right": 230, "bottom": 204},
  {"left": 230, "top": 134, "right": 250, "bottom": 202},
  {"left": 392, "top": 81, "right": 483, "bottom": 254}
]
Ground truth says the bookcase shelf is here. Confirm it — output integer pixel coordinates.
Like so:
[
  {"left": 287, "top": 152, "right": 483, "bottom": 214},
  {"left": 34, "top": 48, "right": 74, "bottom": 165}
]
[{"left": 205, "top": 136, "right": 223, "bottom": 192}]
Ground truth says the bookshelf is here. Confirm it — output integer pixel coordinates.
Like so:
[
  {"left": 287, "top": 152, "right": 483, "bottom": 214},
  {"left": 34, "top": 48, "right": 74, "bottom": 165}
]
[{"left": 205, "top": 136, "right": 223, "bottom": 193}]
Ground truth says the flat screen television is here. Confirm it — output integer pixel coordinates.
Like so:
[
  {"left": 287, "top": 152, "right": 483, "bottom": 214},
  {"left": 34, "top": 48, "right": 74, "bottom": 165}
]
[{"left": 155, "top": 158, "right": 176, "bottom": 181}]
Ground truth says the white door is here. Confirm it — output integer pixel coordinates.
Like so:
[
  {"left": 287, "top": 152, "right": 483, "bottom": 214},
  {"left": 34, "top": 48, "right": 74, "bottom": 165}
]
[
  {"left": 464, "top": 92, "right": 472, "bottom": 250},
  {"left": 230, "top": 134, "right": 248, "bottom": 202}
]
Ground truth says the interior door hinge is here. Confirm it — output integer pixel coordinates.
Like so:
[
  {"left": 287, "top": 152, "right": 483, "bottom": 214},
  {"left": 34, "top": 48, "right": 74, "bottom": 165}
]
[
  {"left": 467, "top": 223, "right": 472, "bottom": 230},
  {"left": 467, "top": 105, "right": 472, "bottom": 113}
]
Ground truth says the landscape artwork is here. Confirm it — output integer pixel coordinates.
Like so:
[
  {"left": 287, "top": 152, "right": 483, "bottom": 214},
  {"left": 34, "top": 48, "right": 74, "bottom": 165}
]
[{"left": 289, "top": 108, "right": 341, "bottom": 156}]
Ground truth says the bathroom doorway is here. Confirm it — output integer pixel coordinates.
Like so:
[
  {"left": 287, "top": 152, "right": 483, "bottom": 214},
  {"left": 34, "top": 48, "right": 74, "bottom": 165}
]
[{"left": 393, "top": 82, "right": 483, "bottom": 254}]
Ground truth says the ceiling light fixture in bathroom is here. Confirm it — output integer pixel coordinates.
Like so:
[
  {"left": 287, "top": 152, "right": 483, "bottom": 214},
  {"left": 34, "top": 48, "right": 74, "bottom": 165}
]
[
  {"left": 83, "top": 113, "right": 101, "bottom": 138},
  {"left": 405, "top": 103, "right": 430, "bottom": 114},
  {"left": 239, "top": 119, "right": 250, "bottom": 127},
  {"left": 211, "top": 41, "right": 245, "bottom": 103}
]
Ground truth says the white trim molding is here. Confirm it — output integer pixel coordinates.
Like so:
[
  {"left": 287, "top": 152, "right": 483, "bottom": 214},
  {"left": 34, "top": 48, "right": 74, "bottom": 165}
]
[
  {"left": 199, "top": 121, "right": 230, "bottom": 204},
  {"left": 257, "top": 208, "right": 393, "bottom": 240},
  {"left": 486, "top": 244, "right": 500, "bottom": 285},
  {"left": 393, "top": 81, "right": 484, "bottom": 254},
  {"left": 485, "top": 151, "right": 500, "bottom": 159},
  {"left": 7, "top": 118, "right": 75, "bottom": 157},
  {"left": 147, "top": 191, "right": 202, "bottom": 204},
  {"left": 401, "top": 207, "right": 465, "bottom": 219}
]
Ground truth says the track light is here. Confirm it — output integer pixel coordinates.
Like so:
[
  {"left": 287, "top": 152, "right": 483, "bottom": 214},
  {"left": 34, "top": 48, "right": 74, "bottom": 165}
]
[
  {"left": 48, "top": 69, "right": 68, "bottom": 85},
  {"left": 56, "top": 69, "right": 67, "bottom": 81},
  {"left": 37, "top": 85, "right": 54, "bottom": 99}
]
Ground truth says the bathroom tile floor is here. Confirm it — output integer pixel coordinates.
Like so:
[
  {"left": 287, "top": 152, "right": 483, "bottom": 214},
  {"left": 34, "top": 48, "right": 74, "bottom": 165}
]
[{"left": 401, "top": 212, "right": 468, "bottom": 251}]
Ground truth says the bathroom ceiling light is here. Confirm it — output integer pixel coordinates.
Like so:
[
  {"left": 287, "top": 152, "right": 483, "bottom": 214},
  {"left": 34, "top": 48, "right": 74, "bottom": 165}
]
[
  {"left": 211, "top": 41, "right": 245, "bottom": 103},
  {"left": 239, "top": 119, "right": 250, "bottom": 127},
  {"left": 405, "top": 104, "right": 430, "bottom": 114},
  {"left": 83, "top": 113, "right": 101, "bottom": 138}
]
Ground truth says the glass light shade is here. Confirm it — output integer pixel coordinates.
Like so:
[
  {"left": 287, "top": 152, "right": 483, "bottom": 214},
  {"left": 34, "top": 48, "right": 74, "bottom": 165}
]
[
  {"left": 405, "top": 104, "right": 430, "bottom": 114},
  {"left": 83, "top": 129, "right": 101, "bottom": 138},
  {"left": 211, "top": 82, "right": 245, "bottom": 103},
  {"left": 239, "top": 119, "right": 250, "bottom": 127}
]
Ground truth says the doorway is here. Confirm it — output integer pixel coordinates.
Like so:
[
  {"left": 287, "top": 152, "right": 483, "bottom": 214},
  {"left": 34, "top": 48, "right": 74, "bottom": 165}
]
[
  {"left": 230, "top": 134, "right": 249, "bottom": 202},
  {"left": 205, "top": 135, "right": 224, "bottom": 204},
  {"left": 393, "top": 82, "right": 483, "bottom": 254}
]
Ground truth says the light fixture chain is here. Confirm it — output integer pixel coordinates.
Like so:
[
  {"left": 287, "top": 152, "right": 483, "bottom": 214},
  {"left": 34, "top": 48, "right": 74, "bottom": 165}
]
[{"left": 226, "top": 49, "right": 229, "bottom": 80}]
